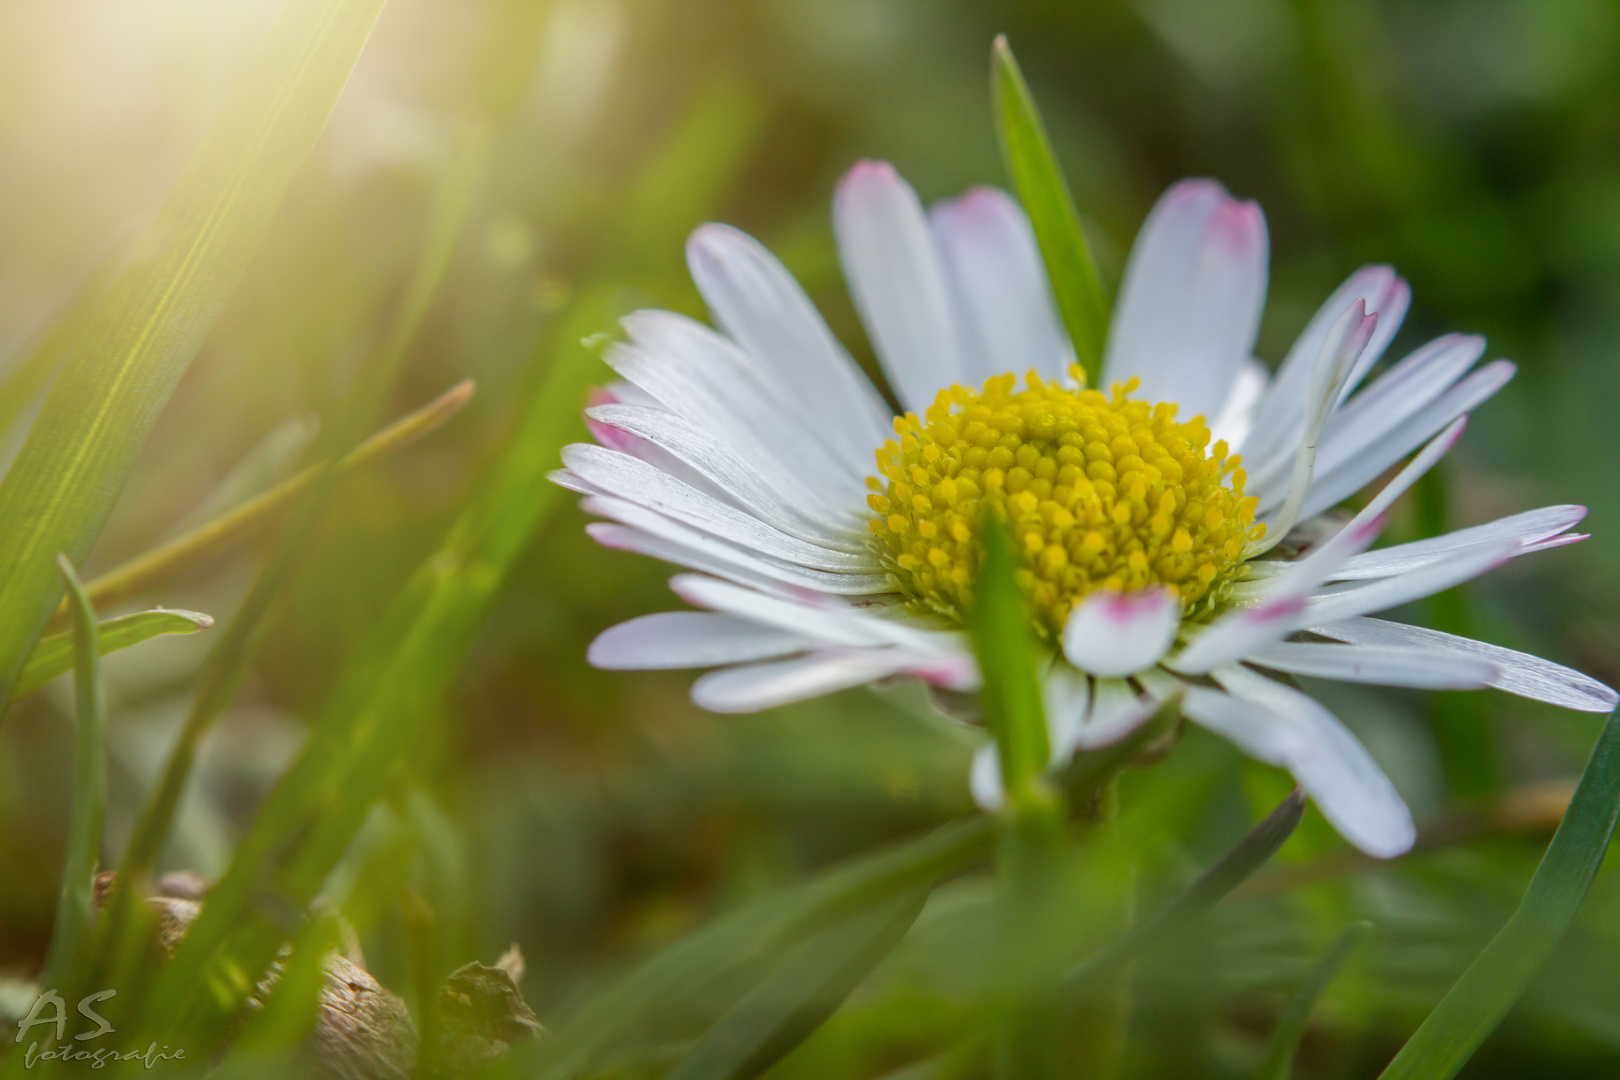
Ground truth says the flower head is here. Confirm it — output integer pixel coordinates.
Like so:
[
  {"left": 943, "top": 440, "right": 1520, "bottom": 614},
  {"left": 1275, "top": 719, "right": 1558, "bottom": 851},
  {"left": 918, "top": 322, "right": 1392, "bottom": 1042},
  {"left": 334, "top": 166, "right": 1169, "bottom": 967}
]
[{"left": 555, "top": 161, "right": 1617, "bottom": 859}]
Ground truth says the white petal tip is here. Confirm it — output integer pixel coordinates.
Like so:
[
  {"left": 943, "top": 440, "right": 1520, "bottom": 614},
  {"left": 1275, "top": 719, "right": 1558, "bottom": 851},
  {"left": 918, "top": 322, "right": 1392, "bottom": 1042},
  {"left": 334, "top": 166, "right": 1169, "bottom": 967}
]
[
  {"left": 970, "top": 742, "right": 1006, "bottom": 810},
  {"left": 1062, "top": 587, "right": 1180, "bottom": 677}
]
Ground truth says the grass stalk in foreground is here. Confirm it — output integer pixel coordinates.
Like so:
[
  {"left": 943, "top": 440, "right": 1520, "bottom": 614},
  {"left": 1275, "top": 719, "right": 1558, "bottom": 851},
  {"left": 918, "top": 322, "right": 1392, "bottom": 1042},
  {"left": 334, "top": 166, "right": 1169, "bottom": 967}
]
[
  {"left": 1377, "top": 712, "right": 1620, "bottom": 1080},
  {"left": 44, "top": 379, "right": 474, "bottom": 632},
  {"left": 36, "top": 557, "right": 107, "bottom": 994},
  {"left": 0, "top": 0, "right": 387, "bottom": 705}
]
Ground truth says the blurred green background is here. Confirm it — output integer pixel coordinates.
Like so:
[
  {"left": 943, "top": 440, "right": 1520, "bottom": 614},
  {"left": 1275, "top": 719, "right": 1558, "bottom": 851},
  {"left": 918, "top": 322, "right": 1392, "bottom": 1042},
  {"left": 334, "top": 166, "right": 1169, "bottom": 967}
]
[{"left": 2, "top": 0, "right": 1620, "bottom": 1076}]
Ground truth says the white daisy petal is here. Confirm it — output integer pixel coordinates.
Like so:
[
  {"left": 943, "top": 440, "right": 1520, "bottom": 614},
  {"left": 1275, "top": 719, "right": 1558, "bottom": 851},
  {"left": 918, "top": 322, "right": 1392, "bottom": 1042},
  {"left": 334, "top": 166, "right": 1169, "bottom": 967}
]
[
  {"left": 562, "top": 444, "right": 875, "bottom": 572},
  {"left": 1252, "top": 299, "right": 1379, "bottom": 549},
  {"left": 1209, "top": 664, "right": 1415, "bottom": 858},
  {"left": 1170, "top": 595, "right": 1310, "bottom": 675},
  {"left": 589, "top": 612, "right": 814, "bottom": 669},
  {"left": 1304, "top": 538, "right": 1520, "bottom": 624},
  {"left": 1043, "top": 662, "right": 1092, "bottom": 759},
  {"left": 1211, "top": 357, "right": 1270, "bottom": 451},
  {"left": 834, "top": 160, "right": 967, "bottom": 411},
  {"left": 582, "top": 500, "right": 891, "bottom": 596},
  {"left": 692, "top": 651, "right": 924, "bottom": 713},
  {"left": 1078, "top": 678, "right": 1160, "bottom": 749},
  {"left": 1171, "top": 515, "right": 1387, "bottom": 674},
  {"left": 686, "top": 222, "right": 893, "bottom": 454},
  {"left": 1245, "top": 266, "right": 1409, "bottom": 469},
  {"left": 611, "top": 311, "right": 865, "bottom": 496},
  {"left": 1103, "top": 179, "right": 1268, "bottom": 419},
  {"left": 1061, "top": 587, "right": 1180, "bottom": 677},
  {"left": 585, "top": 385, "right": 731, "bottom": 498},
  {"left": 1294, "top": 360, "right": 1516, "bottom": 521},
  {"left": 1249, "top": 641, "right": 1496, "bottom": 689},
  {"left": 1175, "top": 671, "right": 1414, "bottom": 859},
  {"left": 585, "top": 403, "right": 864, "bottom": 550},
  {"left": 1334, "top": 505, "right": 1588, "bottom": 581},
  {"left": 589, "top": 524, "right": 803, "bottom": 598},
  {"left": 1248, "top": 333, "right": 1484, "bottom": 499},
  {"left": 670, "top": 573, "right": 967, "bottom": 655},
  {"left": 930, "top": 186, "right": 1073, "bottom": 383},
  {"left": 971, "top": 741, "right": 1006, "bottom": 810},
  {"left": 1311, "top": 616, "right": 1619, "bottom": 713}
]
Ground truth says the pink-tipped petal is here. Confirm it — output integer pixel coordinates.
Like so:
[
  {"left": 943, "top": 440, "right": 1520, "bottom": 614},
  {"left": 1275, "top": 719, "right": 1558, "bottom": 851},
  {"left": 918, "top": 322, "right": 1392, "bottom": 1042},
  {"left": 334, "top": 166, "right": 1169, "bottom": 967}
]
[
  {"left": 834, "top": 160, "right": 967, "bottom": 411},
  {"left": 930, "top": 186, "right": 1071, "bottom": 383},
  {"left": 1246, "top": 265, "right": 1411, "bottom": 469},
  {"left": 1102, "top": 178, "right": 1268, "bottom": 420},
  {"left": 1062, "top": 586, "right": 1180, "bottom": 677}
]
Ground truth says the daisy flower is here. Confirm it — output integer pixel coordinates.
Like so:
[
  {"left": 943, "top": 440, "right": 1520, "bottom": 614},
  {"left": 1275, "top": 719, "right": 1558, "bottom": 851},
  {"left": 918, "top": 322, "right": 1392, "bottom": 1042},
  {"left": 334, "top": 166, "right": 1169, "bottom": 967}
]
[{"left": 553, "top": 162, "right": 1617, "bottom": 858}]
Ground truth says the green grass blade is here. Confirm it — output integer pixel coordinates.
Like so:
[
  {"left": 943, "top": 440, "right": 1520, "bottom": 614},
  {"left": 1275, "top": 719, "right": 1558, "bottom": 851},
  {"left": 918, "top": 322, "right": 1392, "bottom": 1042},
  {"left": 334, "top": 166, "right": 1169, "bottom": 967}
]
[
  {"left": 135, "top": 292, "right": 612, "bottom": 1055},
  {"left": 1065, "top": 786, "right": 1306, "bottom": 989},
  {"left": 534, "top": 816, "right": 993, "bottom": 1080},
  {"left": 12, "top": 608, "right": 214, "bottom": 702},
  {"left": 1258, "top": 921, "right": 1371, "bottom": 1080},
  {"left": 1377, "top": 714, "right": 1620, "bottom": 1080},
  {"left": 0, "top": 0, "right": 388, "bottom": 705},
  {"left": 37, "top": 557, "right": 107, "bottom": 992},
  {"left": 992, "top": 34, "right": 1110, "bottom": 386},
  {"left": 112, "top": 133, "right": 482, "bottom": 899},
  {"left": 969, "top": 516, "right": 1049, "bottom": 806},
  {"left": 0, "top": 234, "right": 135, "bottom": 443},
  {"left": 664, "top": 890, "right": 928, "bottom": 1080},
  {"left": 47, "top": 379, "right": 473, "bottom": 632}
]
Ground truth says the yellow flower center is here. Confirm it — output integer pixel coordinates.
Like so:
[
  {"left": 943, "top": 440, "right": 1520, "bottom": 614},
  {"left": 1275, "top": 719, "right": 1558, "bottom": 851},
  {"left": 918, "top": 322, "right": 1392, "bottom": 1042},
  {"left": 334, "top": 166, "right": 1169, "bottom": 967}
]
[{"left": 866, "top": 369, "right": 1263, "bottom": 638}]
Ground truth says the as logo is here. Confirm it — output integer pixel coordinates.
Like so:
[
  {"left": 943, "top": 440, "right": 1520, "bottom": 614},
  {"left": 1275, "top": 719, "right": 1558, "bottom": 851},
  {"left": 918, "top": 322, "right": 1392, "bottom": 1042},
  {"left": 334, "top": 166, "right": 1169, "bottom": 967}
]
[{"left": 12, "top": 989, "right": 116, "bottom": 1043}]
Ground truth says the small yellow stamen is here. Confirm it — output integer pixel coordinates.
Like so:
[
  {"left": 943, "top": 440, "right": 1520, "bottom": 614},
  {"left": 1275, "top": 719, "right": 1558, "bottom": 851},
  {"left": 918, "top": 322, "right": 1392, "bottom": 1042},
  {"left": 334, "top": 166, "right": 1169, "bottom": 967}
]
[{"left": 869, "top": 367, "right": 1262, "bottom": 636}]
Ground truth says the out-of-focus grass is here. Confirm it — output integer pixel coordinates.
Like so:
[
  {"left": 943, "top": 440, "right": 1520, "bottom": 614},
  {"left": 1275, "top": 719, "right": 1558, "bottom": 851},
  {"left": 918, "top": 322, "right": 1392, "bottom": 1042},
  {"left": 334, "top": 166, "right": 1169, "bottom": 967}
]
[{"left": 0, "top": 1, "right": 1617, "bottom": 1077}]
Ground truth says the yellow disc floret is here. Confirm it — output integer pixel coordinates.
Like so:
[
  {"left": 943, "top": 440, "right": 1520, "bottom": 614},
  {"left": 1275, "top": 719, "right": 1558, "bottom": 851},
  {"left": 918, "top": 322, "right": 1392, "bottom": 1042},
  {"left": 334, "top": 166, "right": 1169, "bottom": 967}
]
[{"left": 867, "top": 368, "right": 1263, "bottom": 638}]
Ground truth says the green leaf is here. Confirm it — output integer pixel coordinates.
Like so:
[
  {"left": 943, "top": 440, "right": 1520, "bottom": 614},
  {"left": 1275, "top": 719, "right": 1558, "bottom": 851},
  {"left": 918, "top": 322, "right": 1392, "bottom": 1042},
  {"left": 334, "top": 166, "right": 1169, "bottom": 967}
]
[
  {"left": 1065, "top": 786, "right": 1306, "bottom": 989},
  {"left": 1258, "top": 921, "right": 1371, "bottom": 1080},
  {"left": 969, "top": 515, "right": 1049, "bottom": 808},
  {"left": 1377, "top": 714, "right": 1620, "bottom": 1080},
  {"left": 37, "top": 557, "right": 108, "bottom": 993},
  {"left": 664, "top": 890, "right": 928, "bottom": 1080},
  {"left": 992, "top": 34, "right": 1110, "bottom": 386},
  {"left": 12, "top": 607, "right": 213, "bottom": 702},
  {"left": 0, "top": 0, "right": 388, "bottom": 706}
]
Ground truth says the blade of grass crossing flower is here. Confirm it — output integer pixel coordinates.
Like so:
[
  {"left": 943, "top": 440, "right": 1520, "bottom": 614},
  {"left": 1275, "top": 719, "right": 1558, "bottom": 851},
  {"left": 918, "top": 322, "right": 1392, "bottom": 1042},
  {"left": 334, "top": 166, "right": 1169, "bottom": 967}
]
[
  {"left": 1258, "top": 921, "right": 1372, "bottom": 1080},
  {"left": 138, "top": 291, "right": 613, "bottom": 1054},
  {"left": 12, "top": 608, "right": 213, "bottom": 702},
  {"left": 1377, "top": 714, "right": 1620, "bottom": 1080},
  {"left": 663, "top": 890, "right": 928, "bottom": 1080},
  {"left": 37, "top": 558, "right": 107, "bottom": 993},
  {"left": 45, "top": 378, "right": 474, "bottom": 632},
  {"left": 970, "top": 516, "right": 1050, "bottom": 808},
  {"left": 992, "top": 35, "right": 1109, "bottom": 385},
  {"left": 1065, "top": 787, "right": 1307, "bottom": 990},
  {"left": 971, "top": 517, "right": 1066, "bottom": 1079},
  {"left": 0, "top": 0, "right": 388, "bottom": 707}
]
